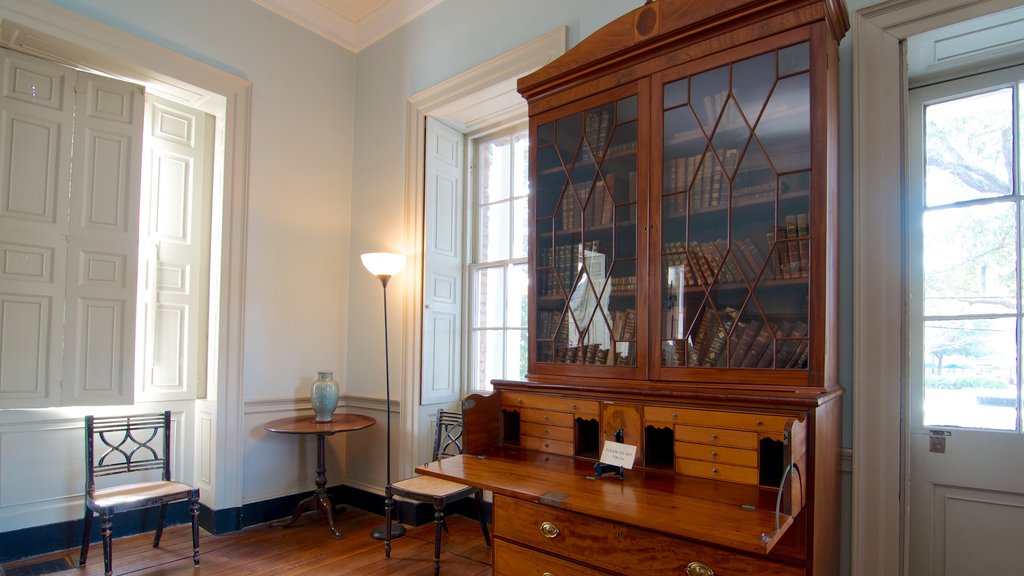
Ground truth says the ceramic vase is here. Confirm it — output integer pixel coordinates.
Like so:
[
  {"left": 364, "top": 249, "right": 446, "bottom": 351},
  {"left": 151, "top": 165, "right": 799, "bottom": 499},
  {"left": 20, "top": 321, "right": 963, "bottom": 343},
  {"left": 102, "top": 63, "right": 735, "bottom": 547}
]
[{"left": 311, "top": 371, "right": 339, "bottom": 422}]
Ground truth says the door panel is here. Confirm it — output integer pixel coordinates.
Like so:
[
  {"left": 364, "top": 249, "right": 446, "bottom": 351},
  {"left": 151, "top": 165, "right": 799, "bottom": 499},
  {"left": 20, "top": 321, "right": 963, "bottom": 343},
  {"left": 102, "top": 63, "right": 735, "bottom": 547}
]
[{"left": 908, "top": 66, "right": 1024, "bottom": 575}]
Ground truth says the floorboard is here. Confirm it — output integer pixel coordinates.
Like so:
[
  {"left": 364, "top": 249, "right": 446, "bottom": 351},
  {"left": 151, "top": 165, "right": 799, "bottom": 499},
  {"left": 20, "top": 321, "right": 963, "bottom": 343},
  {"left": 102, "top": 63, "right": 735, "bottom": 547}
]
[{"left": 2, "top": 509, "right": 492, "bottom": 576}]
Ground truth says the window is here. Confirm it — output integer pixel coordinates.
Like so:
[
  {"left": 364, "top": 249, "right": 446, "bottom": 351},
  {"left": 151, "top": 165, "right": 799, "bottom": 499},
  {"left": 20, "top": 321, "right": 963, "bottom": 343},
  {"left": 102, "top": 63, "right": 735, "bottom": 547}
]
[
  {"left": 910, "top": 67, "right": 1023, "bottom": 431},
  {"left": 468, "top": 127, "right": 529, "bottom": 390}
]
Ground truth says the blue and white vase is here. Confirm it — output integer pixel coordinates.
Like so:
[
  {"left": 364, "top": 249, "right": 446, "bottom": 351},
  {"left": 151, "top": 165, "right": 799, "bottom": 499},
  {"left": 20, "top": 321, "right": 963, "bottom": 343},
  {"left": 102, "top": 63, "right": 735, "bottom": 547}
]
[{"left": 311, "top": 371, "right": 339, "bottom": 422}]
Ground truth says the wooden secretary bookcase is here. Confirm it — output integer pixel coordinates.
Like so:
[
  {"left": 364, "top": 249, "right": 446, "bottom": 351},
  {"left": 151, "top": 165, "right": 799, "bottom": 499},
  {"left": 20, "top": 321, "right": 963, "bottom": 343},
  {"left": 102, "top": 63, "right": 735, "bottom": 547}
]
[{"left": 417, "top": 1, "right": 849, "bottom": 575}]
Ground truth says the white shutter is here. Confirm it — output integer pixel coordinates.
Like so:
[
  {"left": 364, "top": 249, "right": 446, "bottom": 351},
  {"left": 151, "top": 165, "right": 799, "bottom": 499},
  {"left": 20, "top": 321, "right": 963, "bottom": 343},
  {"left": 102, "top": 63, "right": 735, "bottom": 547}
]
[
  {"left": 421, "top": 117, "right": 464, "bottom": 405},
  {"left": 135, "top": 94, "right": 212, "bottom": 402},
  {"left": 64, "top": 71, "right": 144, "bottom": 406},
  {"left": 0, "top": 47, "right": 143, "bottom": 407},
  {"left": 0, "top": 49, "right": 74, "bottom": 407}
]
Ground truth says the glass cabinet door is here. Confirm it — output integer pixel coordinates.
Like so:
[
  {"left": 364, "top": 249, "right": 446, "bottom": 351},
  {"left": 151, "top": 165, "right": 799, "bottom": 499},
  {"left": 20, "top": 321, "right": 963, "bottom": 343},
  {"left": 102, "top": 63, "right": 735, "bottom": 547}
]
[
  {"left": 532, "top": 89, "right": 641, "bottom": 374},
  {"left": 659, "top": 41, "right": 812, "bottom": 373}
]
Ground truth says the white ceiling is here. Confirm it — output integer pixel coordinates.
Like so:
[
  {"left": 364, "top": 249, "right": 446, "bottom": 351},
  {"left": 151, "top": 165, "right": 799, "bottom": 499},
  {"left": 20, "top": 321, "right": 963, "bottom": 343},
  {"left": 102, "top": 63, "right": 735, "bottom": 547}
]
[{"left": 251, "top": 0, "right": 443, "bottom": 53}]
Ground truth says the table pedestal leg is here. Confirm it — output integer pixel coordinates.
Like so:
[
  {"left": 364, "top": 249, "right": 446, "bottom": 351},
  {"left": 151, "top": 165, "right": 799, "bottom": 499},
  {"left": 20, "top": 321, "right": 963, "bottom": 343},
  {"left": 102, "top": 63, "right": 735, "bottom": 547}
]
[{"left": 270, "top": 434, "right": 343, "bottom": 539}]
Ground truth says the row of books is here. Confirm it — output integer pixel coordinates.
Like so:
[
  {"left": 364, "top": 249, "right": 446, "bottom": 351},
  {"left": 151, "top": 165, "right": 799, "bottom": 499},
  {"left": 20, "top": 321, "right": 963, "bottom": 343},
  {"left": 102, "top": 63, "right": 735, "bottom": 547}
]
[
  {"left": 536, "top": 241, "right": 601, "bottom": 297},
  {"left": 772, "top": 213, "right": 810, "bottom": 279},
  {"left": 556, "top": 172, "right": 639, "bottom": 230},
  {"left": 609, "top": 275, "right": 637, "bottom": 296},
  {"left": 539, "top": 342, "right": 637, "bottom": 366},
  {"left": 536, "top": 307, "right": 636, "bottom": 344},
  {"left": 663, "top": 238, "right": 766, "bottom": 287},
  {"left": 662, "top": 312, "right": 809, "bottom": 369}
]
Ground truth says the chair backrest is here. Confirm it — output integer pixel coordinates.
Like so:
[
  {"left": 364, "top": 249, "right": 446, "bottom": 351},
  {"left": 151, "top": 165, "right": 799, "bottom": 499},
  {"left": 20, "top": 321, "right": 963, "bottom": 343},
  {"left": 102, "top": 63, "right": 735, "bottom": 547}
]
[
  {"left": 431, "top": 410, "right": 464, "bottom": 461},
  {"left": 84, "top": 411, "right": 172, "bottom": 495}
]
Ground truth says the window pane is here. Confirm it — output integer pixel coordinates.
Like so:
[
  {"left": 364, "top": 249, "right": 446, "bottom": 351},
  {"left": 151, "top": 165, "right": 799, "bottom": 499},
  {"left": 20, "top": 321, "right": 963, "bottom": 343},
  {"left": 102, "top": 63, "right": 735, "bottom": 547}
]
[
  {"left": 507, "top": 263, "right": 529, "bottom": 328},
  {"left": 508, "top": 328, "right": 528, "bottom": 380},
  {"left": 923, "top": 202, "right": 1017, "bottom": 316},
  {"left": 481, "top": 138, "right": 511, "bottom": 203},
  {"left": 513, "top": 197, "right": 529, "bottom": 259},
  {"left": 473, "top": 329, "right": 505, "bottom": 390},
  {"left": 923, "top": 317, "right": 1018, "bottom": 430},
  {"left": 475, "top": 266, "right": 506, "bottom": 328},
  {"left": 513, "top": 133, "right": 529, "bottom": 198},
  {"left": 925, "top": 88, "right": 1012, "bottom": 207},
  {"left": 479, "top": 202, "right": 510, "bottom": 262}
]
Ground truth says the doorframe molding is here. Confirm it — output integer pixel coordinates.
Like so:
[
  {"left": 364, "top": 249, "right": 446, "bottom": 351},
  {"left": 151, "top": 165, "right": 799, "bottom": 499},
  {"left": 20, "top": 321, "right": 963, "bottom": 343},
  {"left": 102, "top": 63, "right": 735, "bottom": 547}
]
[{"left": 851, "top": 1, "right": 1020, "bottom": 575}]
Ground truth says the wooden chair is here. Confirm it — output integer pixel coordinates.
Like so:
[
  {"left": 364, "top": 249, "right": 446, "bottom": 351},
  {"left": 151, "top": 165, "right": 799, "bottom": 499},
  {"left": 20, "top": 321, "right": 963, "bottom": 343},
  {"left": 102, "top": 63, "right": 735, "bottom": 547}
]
[
  {"left": 384, "top": 409, "right": 491, "bottom": 575},
  {"left": 79, "top": 411, "right": 200, "bottom": 576}
]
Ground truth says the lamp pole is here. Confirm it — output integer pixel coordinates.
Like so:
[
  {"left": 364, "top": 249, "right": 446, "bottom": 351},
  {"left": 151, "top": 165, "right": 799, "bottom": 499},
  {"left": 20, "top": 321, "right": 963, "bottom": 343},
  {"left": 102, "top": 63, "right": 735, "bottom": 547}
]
[{"left": 361, "top": 252, "right": 407, "bottom": 542}]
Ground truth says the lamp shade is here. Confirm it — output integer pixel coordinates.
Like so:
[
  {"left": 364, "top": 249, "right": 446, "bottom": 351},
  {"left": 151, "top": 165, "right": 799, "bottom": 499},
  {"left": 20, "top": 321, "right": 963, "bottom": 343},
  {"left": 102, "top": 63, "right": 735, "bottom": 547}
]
[{"left": 360, "top": 252, "right": 405, "bottom": 277}]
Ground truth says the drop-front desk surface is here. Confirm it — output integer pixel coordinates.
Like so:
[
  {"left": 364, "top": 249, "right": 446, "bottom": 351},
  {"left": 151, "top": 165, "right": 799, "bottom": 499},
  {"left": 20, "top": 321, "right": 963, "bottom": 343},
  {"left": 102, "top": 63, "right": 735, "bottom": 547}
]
[{"left": 416, "top": 446, "right": 799, "bottom": 566}]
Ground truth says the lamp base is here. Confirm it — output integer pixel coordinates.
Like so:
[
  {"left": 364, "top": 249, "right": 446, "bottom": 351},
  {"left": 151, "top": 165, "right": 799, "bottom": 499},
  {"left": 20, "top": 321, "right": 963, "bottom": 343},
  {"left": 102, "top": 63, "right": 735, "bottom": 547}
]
[{"left": 371, "top": 521, "right": 407, "bottom": 540}]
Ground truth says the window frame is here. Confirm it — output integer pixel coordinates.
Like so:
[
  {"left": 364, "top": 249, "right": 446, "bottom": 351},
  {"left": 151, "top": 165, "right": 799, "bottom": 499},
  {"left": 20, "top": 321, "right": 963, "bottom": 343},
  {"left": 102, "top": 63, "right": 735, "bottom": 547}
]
[{"left": 466, "top": 122, "right": 530, "bottom": 392}]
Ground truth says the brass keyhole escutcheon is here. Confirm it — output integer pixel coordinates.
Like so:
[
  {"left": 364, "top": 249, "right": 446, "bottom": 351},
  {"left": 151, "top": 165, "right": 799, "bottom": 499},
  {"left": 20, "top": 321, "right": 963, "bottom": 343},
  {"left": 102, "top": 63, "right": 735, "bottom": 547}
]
[
  {"left": 686, "top": 561, "right": 715, "bottom": 576},
  {"left": 539, "top": 521, "right": 560, "bottom": 539}
]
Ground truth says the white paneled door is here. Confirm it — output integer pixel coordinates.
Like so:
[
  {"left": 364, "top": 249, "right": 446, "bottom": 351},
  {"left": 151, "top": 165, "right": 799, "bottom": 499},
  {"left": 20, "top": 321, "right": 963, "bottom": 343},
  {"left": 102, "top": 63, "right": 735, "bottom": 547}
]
[{"left": 908, "top": 65, "right": 1024, "bottom": 576}]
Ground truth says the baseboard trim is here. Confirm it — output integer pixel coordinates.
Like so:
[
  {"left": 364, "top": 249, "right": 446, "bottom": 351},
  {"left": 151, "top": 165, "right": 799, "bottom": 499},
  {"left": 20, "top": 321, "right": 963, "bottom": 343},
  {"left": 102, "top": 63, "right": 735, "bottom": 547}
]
[{"left": 0, "top": 484, "right": 490, "bottom": 564}]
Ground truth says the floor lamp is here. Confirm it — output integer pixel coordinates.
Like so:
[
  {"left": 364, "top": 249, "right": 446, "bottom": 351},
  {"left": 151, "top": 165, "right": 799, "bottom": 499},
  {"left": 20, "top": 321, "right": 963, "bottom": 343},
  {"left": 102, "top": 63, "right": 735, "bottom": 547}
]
[{"left": 361, "top": 252, "right": 407, "bottom": 541}]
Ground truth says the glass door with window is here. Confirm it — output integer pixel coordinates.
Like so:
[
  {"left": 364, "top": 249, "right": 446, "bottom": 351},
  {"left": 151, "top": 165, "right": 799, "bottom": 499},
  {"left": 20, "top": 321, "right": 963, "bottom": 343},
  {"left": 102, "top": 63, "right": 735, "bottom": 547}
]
[{"left": 908, "top": 65, "right": 1024, "bottom": 576}]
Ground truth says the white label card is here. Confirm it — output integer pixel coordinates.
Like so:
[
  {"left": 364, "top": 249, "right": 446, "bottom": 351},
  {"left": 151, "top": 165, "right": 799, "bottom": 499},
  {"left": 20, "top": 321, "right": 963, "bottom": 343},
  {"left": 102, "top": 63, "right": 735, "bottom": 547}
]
[{"left": 599, "top": 441, "right": 637, "bottom": 469}]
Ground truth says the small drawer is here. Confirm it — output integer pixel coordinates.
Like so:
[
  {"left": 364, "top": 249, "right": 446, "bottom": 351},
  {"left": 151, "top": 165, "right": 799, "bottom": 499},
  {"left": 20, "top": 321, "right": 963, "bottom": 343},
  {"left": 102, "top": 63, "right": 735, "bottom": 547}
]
[
  {"left": 494, "top": 540, "right": 605, "bottom": 576},
  {"left": 676, "top": 408, "right": 796, "bottom": 433},
  {"left": 675, "top": 425, "right": 758, "bottom": 449},
  {"left": 675, "top": 442, "right": 758, "bottom": 467},
  {"left": 502, "top": 393, "right": 598, "bottom": 415},
  {"left": 522, "top": 422, "right": 575, "bottom": 443},
  {"left": 521, "top": 409, "right": 574, "bottom": 428},
  {"left": 677, "top": 458, "right": 759, "bottom": 485},
  {"left": 521, "top": 435, "right": 574, "bottom": 455},
  {"left": 644, "top": 405, "right": 683, "bottom": 423}
]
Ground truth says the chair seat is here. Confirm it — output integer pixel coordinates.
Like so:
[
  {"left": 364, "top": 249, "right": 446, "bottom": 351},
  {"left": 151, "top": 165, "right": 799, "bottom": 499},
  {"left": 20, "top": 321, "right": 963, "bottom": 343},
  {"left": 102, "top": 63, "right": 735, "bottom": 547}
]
[
  {"left": 88, "top": 481, "right": 197, "bottom": 513},
  {"left": 390, "top": 475, "right": 477, "bottom": 500}
]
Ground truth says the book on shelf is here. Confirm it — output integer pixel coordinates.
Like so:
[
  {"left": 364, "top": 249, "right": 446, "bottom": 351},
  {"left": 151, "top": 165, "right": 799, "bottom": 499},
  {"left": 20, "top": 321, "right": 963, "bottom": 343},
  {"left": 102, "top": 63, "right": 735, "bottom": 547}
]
[
  {"left": 775, "top": 321, "right": 808, "bottom": 368},
  {"left": 785, "top": 215, "right": 802, "bottom": 278},
  {"left": 730, "top": 318, "right": 762, "bottom": 367},
  {"left": 741, "top": 322, "right": 775, "bottom": 368},
  {"left": 796, "top": 212, "right": 810, "bottom": 275}
]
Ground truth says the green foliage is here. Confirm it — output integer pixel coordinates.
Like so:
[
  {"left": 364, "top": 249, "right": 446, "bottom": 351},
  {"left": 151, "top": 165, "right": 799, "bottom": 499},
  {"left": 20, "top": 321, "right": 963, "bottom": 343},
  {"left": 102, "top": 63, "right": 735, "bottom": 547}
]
[{"left": 924, "top": 374, "right": 1009, "bottom": 390}]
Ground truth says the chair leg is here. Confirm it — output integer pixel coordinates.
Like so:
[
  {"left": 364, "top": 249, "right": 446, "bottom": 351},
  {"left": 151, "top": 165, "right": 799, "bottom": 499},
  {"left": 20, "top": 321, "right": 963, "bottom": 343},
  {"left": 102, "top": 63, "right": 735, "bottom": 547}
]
[
  {"left": 100, "top": 511, "right": 114, "bottom": 576},
  {"left": 190, "top": 496, "right": 201, "bottom": 566},
  {"left": 383, "top": 487, "right": 394, "bottom": 559},
  {"left": 432, "top": 504, "right": 444, "bottom": 576},
  {"left": 154, "top": 503, "right": 168, "bottom": 548},
  {"left": 474, "top": 490, "right": 492, "bottom": 547},
  {"left": 79, "top": 507, "right": 93, "bottom": 566}
]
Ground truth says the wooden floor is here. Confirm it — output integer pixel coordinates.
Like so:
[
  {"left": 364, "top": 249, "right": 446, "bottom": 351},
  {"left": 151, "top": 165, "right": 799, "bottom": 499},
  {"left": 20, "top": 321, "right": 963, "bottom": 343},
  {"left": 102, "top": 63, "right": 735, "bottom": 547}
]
[{"left": 2, "top": 509, "right": 492, "bottom": 576}]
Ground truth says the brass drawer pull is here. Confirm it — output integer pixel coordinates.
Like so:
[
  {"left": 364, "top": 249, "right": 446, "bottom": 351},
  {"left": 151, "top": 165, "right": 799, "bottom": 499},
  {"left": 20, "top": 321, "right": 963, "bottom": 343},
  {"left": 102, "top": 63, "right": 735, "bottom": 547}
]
[
  {"left": 710, "top": 451, "right": 719, "bottom": 459},
  {"left": 542, "top": 573, "right": 555, "bottom": 576},
  {"left": 711, "top": 468, "right": 719, "bottom": 476},
  {"left": 539, "top": 521, "right": 560, "bottom": 539},
  {"left": 686, "top": 561, "right": 714, "bottom": 576}
]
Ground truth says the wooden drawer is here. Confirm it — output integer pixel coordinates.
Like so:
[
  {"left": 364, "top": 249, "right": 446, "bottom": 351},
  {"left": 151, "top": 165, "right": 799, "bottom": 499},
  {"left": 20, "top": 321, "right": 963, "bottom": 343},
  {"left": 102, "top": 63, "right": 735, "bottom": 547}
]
[
  {"left": 494, "top": 540, "right": 605, "bottom": 576},
  {"left": 522, "top": 421, "right": 575, "bottom": 443},
  {"left": 675, "top": 425, "right": 758, "bottom": 449},
  {"left": 493, "top": 496, "right": 803, "bottom": 576},
  {"left": 521, "top": 409, "right": 574, "bottom": 428},
  {"left": 677, "top": 458, "right": 759, "bottom": 485},
  {"left": 676, "top": 408, "right": 796, "bottom": 433},
  {"left": 675, "top": 441, "right": 758, "bottom": 467},
  {"left": 644, "top": 405, "right": 684, "bottom": 423},
  {"left": 521, "top": 435, "right": 574, "bottom": 455},
  {"left": 503, "top": 393, "right": 599, "bottom": 415}
]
